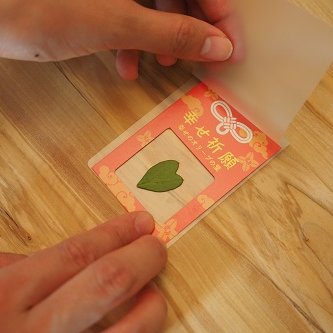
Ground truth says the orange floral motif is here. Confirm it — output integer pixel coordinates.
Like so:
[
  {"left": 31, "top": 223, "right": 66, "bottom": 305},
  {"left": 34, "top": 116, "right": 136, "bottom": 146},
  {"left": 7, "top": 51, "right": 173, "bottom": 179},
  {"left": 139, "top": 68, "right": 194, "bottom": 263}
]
[
  {"left": 181, "top": 95, "right": 204, "bottom": 116},
  {"left": 155, "top": 219, "right": 178, "bottom": 242},
  {"left": 98, "top": 166, "right": 119, "bottom": 186},
  {"left": 237, "top": 152, "right": 259, "bottom": 172},
  {"left": 238, "top": 129, "right": 269, "bottom": 159},
  {"left": 116, "top": 191, "right": 136, "bottom": 212},
  {"left": 204, "top": 89, "right": 219, "bottom": 101},
  {"left": 98, "top": 166, "right": 136, "bottom": 211},
  {"left": 249, "top": 131, "right": 268, "bottom": 159},
  {"left": 137, "top": 130, "right": 153, "bottom": 147},
  {"left": 197, "top": 195, "right": 215, "bottom": 210}
]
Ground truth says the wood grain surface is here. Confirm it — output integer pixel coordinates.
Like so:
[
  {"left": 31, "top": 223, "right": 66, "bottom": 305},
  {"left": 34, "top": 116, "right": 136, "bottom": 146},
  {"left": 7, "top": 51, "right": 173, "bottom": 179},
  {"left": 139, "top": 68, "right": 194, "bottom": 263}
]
[{"left": 0, "top": 1, "right": 333, "bottom": 332}]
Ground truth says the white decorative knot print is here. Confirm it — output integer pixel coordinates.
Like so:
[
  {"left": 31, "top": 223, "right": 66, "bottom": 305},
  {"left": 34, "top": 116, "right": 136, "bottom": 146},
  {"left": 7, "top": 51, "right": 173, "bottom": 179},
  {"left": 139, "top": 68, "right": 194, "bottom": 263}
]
[{"left": 211, "top": 101, "right": 253, "bottom": 144}]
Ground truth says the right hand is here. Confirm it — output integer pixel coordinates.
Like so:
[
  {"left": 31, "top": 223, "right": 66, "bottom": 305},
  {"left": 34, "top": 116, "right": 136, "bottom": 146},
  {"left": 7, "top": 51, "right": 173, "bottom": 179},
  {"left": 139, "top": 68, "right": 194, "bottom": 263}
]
[
  {"left": 0, "top": 212, "right": 167, "bottom": 333},
  {"left": 0, "top": 0, "right": 242, "bottom": 79}
]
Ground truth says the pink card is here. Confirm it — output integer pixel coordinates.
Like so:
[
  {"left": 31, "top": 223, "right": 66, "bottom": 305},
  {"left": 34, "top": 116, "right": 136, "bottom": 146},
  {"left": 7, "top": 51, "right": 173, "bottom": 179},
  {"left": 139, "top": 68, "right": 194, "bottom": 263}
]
[{"left": 89, "top": 82, "right": 281, "bottom": 245}]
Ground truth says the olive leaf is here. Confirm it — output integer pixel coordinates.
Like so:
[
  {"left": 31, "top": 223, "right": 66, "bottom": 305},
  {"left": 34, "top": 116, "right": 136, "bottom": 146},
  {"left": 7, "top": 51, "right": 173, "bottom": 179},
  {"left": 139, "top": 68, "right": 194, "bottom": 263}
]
[{"left": 137, "top": 160, "right": 184, "bottom": 192}]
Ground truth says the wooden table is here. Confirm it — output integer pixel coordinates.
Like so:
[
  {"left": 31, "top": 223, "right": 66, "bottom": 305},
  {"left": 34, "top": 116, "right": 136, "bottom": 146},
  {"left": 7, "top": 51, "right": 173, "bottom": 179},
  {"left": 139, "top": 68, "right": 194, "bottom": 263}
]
[{"left": 1, "top": 1, "right": 332, "bottom": 332}]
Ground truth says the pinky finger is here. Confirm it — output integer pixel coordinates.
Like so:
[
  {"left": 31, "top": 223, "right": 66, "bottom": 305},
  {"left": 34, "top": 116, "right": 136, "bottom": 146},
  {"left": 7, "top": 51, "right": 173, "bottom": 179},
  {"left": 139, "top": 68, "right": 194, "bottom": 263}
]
[
  {"left": 103, "top": 283, "right": 167, "bottom": 333},
  {"left": 116, "top": 50, "right": 140, "bottom": 80}
]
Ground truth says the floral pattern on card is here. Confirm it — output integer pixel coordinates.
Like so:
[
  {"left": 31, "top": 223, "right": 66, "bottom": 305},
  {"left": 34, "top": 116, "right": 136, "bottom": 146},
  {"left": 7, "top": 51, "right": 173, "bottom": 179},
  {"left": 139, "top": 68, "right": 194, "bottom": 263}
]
[
  {"left": 98, "top": 166, "right": 137, "bottom": 211},
  {"left": 154, "top": 219, "right": 178, "bottom": 242},
  {"left": 250, "top": 131, "right": 269, "bottom": 159},
  {"left": 137, "top": 131, "right": 153, "bottom": 148},
  {"left": 238, "top": 152, "right": 259, "bottom": 172},
  {"left": 197, "top": 195, "right": 215, "bottom": 210},
  {"left": 204, "top": 89, "right": 220, "bottom": 101}
]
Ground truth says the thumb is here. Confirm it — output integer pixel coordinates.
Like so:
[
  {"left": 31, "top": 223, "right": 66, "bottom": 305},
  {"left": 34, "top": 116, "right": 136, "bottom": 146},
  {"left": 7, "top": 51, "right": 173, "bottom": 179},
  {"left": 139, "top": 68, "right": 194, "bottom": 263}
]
[{"left": 115, "top": 3, "right": 233, "bottom": 62}]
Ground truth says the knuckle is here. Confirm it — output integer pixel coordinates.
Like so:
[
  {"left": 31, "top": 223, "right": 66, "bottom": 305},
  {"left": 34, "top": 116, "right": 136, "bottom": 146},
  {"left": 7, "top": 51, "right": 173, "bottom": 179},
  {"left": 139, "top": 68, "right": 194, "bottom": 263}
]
[
  {"left": 93, "top": 260, "right": 134, "bottom": 298},
  {"left": 171, "top": 18, "right": 196, "bottom": 56},
  {"left": 59, "top": 238, "right": 95, "bottom": 268}
]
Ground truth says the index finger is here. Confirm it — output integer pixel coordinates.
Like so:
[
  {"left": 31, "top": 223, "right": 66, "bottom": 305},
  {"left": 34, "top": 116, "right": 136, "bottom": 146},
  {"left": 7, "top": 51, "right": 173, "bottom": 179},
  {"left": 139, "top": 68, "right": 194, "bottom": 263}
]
[
  {"left": 191, "top": 0, "right": 233, "bottom": 24},
  {"left": 193, "top": 0, "right": 244, "bottom": 61}
]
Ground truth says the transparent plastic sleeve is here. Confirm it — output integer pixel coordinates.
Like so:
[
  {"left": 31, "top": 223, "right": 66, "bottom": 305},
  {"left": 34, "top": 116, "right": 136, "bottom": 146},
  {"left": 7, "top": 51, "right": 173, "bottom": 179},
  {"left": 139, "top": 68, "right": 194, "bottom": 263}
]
[{"left": 195, "top": 0, "right": 333, "bottom": 143}]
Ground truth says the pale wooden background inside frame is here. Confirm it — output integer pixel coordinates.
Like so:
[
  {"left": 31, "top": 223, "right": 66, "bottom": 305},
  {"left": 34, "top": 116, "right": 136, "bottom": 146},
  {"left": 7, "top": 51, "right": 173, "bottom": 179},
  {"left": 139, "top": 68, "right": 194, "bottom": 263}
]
[
  {"left": 116, "top": 129, "right": 214, "bottom": 224},
  {"left": 0, "top": 0, "right": 333, "bottom": 332}
]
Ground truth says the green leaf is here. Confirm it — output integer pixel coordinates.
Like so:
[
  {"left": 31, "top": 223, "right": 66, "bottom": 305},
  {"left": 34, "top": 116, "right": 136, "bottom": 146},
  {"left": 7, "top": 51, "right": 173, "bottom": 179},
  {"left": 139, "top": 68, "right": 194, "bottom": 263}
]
[{"left": 137, "top": 160, "right": 184, "bottom": 192}]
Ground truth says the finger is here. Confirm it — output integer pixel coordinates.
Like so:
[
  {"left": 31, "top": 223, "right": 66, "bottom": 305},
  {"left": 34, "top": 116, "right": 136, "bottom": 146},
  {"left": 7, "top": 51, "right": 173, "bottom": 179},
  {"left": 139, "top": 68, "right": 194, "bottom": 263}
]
[
  {"left": 155, "top": 0, "right": 186, "bottom": 12},
  {"left": 2, "top": 212, "right": 155, "bottom": 308},
  {"left": 155, "top": 0, "right": 187, "bottom": 66},
  {"left": 109, "top": 2, "right": 233, "bottom": 62},
  {"left": 194, "top": 0, "right": 244, "bottom": 61},
  {"left": 29, "top": 235, "right": 167, "bottom": 333},
  {"left": 192, "top": 0, "right": 234, "bottom": 24},
  {"left": 116, "top": 50, "right": 140, "bottom": 80},
  {"left": 0, "top": 253, "right": 26, "bottom": 268},
  {"left": 155, "top": 54, "right": 178, "bottom": 67},
  {"left": 186, "top": 0, "right": 206, "bottom": 21},
  {"left": 102, "top": 283, "right": 167, "bottom": 333}
]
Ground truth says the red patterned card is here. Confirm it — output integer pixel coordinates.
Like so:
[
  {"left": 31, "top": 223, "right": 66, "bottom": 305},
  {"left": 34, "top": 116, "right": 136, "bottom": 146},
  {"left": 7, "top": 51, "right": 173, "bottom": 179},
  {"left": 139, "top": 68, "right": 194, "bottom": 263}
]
[{"left": 89, "top": 83, "right": 281, "bottom": 245}]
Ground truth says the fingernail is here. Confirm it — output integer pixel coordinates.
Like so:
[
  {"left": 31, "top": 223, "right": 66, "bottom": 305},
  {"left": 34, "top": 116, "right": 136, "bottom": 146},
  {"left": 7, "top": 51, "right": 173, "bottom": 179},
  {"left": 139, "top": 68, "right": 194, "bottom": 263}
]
[
  {"left": 200, "top": 36, "right": 233, "bottom": 61},
  {"left": 135, "top": 212, "right": 155, "bottom": 235}
]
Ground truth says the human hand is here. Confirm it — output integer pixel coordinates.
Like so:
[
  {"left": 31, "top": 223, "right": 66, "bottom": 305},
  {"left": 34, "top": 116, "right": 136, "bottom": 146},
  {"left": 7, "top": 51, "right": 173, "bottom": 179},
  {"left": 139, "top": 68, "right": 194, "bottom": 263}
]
[
  {"left": 0, "top": 212, "right": 167, "bottom": 333},
  {"left": 0, "top": 0, "right": 241, "bottom": 79}
]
